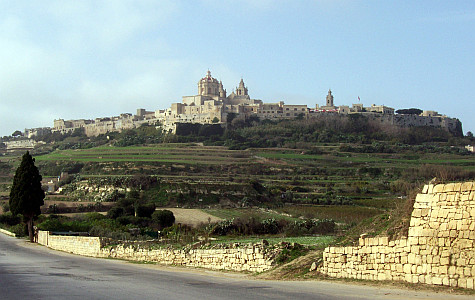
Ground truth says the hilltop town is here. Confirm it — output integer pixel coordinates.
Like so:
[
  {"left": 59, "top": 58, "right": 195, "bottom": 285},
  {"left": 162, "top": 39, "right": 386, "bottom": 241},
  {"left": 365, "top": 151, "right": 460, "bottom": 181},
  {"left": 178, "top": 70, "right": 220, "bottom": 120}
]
[{"left": 20, "top": 70, "right": 461, "bottom": 139}]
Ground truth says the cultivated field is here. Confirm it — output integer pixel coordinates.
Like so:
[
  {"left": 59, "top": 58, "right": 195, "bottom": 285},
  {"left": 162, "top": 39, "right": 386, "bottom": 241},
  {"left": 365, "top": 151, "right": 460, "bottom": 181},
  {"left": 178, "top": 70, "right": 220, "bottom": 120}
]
[{"left": 1, "top": 142, "right": 474, "bottom": 230}]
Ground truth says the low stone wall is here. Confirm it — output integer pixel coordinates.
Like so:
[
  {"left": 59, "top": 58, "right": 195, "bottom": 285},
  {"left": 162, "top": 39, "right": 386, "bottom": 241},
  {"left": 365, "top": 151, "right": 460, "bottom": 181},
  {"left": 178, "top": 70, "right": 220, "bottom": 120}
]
[
  {"left": 0, "top": 228, "right": 16, "bottom": 237},
  {"left": 320, "top": 181, "right": 475, "bottom": 289},
  {"left": 101, "top": 243, "right": 277, "bottom": 272},
  {"left": 38, "top": 231, "right": 279, "bottom": 272},
  {"left": 38, "top": 231, "right": 105, "bottom": 257}
]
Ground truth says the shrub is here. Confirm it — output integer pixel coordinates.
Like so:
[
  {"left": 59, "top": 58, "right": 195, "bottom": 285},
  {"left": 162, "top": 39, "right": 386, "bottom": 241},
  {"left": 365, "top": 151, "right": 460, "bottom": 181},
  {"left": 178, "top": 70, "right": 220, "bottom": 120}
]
[
  {"left": 107, "top": 207, "right": 125, "bottom": 219},
  {"left": 0, "top": 212, "right": 21, "bottom": 226},
  {"left": 135, "top": 203, "right": 156, "bottom": 218},
  {"left": 151, "top": 210, "right": 175, "bottom": 229},
  {"left": 284, "top": 219, "right": 336, "bottom": 236},
  {"left": 275, "top": 243, "right": 308, "bottom": 264},
  {"left": 10, "top": 223, "right": 28, "bottom": 237},
  {"left": 210, "top": 219, "right": 236, "bottom": 236},
  {"left": 37, "top": 218, "right": 64, "bottom": 231}
]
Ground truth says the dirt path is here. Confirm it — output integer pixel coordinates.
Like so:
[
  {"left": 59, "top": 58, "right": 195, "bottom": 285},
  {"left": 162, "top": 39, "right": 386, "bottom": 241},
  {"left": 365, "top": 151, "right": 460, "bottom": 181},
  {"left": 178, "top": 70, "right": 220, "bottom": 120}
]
[{"left": 166, "top": 208, "right": 222, "bottom": 227}]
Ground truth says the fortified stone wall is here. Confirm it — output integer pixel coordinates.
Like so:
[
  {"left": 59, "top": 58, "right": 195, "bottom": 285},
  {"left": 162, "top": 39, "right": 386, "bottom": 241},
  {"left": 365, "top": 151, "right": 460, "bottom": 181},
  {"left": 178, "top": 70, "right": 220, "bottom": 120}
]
[
  {"left": 320, "top": 182, "right": 475, "bottom": 289},
  {"left": 38, "top": 231, "right": 279, "bottom": 273}
]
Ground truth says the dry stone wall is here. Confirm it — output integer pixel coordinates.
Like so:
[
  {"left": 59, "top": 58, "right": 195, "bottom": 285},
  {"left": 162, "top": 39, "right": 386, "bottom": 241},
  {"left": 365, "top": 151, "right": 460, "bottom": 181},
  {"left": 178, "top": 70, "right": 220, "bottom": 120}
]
[
  {"left": 320, "top": 181, "right": 475, "bottom": 289},
  {"left": 37, "top": 231, "right": 279, "bottom": 273}
]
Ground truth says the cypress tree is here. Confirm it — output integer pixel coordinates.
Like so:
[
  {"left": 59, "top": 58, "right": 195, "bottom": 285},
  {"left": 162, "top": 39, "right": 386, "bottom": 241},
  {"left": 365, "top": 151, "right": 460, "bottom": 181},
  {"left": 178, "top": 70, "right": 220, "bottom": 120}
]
[{"left": 9, "top": 151, "right": 45, "bottom": 242}]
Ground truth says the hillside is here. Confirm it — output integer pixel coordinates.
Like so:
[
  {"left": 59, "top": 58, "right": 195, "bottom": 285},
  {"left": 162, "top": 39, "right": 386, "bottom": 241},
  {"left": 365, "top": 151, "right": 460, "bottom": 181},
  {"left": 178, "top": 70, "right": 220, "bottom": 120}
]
[{"left": 1, "top": 117, "right": 474, "bottom": 244}]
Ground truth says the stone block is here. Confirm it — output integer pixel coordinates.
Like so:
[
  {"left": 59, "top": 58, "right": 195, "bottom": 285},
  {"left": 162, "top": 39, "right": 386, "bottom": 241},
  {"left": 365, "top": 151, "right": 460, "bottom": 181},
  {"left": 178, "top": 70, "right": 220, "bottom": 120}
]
[
  {"left": 412, "top": 209, "right": 422, "bottom": 218},
  {"left": 422, "top": 185, "right": 429, "bottom": 194},
  {"left": 460, "top": 181, "right": 473, "bottom": 192},
  {"left": 440, "top": 257, "right": 450, "bottom": 265},
  {"left": 439, "top": 265, "right": 448, "bottom": 274},
  {"left": 359, "top": 238, "right": 365, "bottom": 246},
  {"left": 454, "top": 183, "right": 462, "bottom": 192},
  {"left": 411, "top": 275, "right": 419, "bottom": 284},
  {"left": 458, "top": 278, "right": 467, "bottom": 288},
  {"left": 464, "top": 267, "right": 471, "bottom": 276},
  {"left": 428, "top": 184, "right": 434, "bottom": 194},
  {"left": 443, "top": 183, "right": 455, "bottom": 192},
  {"left": 432, "top": 277, "right": 442, "bottom": 285},
  {"left": 433, "top": 184, "right": 445, "bottom": 193},
  {"left": 421, "top": 208, "right": 430, "bottom": 217},
  {"left": 467, "top": 278, "right": 474, "bottom": 290},
  {"left": 396, "top": 264, "right": 403, "bottom": 273}
]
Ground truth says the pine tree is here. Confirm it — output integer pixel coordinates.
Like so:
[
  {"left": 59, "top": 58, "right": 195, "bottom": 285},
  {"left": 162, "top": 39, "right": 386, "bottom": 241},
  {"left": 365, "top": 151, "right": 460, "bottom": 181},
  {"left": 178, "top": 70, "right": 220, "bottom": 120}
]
[{"left": 9, "top": 151, "right": 45, "bottom": 242}]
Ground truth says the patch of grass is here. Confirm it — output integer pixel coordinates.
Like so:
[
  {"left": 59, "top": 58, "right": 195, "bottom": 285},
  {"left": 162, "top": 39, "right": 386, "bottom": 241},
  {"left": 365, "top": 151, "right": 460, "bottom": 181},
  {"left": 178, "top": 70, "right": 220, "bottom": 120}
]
[
  {"left": 275, "top": 243, "right": 308, "bottom": 264},
  {"left": 275, "top": 205, "right": 383, "bottom": 224},
  {"left": 204, "top": 208, "right": 300, "bottom": 222}
]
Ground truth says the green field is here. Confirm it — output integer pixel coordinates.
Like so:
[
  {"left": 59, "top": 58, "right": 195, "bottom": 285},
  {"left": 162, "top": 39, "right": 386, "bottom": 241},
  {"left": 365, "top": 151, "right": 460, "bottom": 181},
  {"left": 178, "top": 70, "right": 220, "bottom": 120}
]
[{"left": 1, "top": 141, "right": 474, "bottom": 232}]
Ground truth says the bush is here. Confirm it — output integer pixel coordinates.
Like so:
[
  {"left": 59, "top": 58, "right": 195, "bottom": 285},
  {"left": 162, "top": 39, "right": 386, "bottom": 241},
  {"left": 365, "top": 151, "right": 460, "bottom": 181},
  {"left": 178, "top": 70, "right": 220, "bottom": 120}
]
[
  {"left": 135, "top": 203, "right": 156, "bottom": 218},
  {"left": 151, "top": 210, "right": 175, "bottom": 229},
  {"left": 0, "top": 212, "right": 21, "bottom": 226},
  {"left": 1, "top": 203, "right": 9, "bottom": 213},
  {"left": 38, "top": 218, "right": 67, "bottom": 231},
  {"left": 10, "top": 223, "right": 28, "bottom": 237},
  {"left": 107, "top": 207, "right": 125, "bottom": 219},
  {"left": 284, "top": 219, "right": 336, "bottom": 236},
  {"left": 117, "top": 216, "right": 150, "bottom": 227}
]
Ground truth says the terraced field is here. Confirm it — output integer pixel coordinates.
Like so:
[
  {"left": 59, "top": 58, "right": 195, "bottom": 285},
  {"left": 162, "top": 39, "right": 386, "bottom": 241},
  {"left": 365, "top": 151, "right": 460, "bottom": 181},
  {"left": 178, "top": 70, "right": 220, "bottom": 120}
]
[
  {"left": 1, "top": 142, "right": 473, "bottom": 228},
  {"left": 35, "top": 144, "right": 254, "bottom": 165}
]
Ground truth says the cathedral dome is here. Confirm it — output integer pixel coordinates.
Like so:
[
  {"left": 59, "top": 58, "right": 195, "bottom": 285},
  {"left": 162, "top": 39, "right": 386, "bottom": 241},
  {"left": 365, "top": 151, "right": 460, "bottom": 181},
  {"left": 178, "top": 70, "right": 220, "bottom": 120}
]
[{"left": 198, "top": 70, "right": 224, "bottom": 97}]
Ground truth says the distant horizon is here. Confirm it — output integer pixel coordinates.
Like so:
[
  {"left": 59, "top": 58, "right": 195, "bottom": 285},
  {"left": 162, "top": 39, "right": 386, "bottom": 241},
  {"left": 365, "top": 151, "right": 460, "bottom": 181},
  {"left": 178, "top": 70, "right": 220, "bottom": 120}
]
[{"left": 1, "top": 1, "right": 474, "bottom": 136}]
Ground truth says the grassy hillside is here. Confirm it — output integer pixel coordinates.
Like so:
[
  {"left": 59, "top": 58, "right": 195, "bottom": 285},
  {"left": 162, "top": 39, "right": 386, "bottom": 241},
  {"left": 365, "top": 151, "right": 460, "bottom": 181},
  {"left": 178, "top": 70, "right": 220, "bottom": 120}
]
[{"left": 1, "top": 117, "right": 474, "bottom": 244}]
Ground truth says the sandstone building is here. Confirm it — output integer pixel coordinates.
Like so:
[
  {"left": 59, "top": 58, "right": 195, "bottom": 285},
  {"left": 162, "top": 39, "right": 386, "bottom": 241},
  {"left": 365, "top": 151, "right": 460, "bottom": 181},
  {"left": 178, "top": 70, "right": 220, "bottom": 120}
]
[{"left": 22, "top": 70, "right": 461, "bottom": 137}]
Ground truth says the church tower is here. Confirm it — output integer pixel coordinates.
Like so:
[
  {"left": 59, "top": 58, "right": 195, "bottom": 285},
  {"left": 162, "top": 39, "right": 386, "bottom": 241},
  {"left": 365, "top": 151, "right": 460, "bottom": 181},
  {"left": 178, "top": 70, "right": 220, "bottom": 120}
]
[
  {"left": 219, "top": 81, "right": 226, "bottom": 98},
  {"left": 326, "top": 89, "right": 334, "bottom": 107},
  {"left": 236, "top": 78, "right": 248, "bottom": 96}
]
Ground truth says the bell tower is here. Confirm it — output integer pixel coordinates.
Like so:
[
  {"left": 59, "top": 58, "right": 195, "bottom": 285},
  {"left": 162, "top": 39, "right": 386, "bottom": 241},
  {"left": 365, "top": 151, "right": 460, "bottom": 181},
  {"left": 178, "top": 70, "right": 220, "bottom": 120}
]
[
  {"left": 326, "top": 89, "right": 334, "bottom": 107},
  {"left": 236, "top": 78, "right": 248, "bottom": 96}
]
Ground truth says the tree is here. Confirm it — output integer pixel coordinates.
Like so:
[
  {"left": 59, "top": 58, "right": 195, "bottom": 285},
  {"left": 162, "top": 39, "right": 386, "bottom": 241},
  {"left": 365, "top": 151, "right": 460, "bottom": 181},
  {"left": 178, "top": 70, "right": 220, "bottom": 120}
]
[
  {"left": 395, "top": 108, "right": 423, "bottom": 115},
  {"left": 9, "top": 151, "right": 45, "bottom": 242},
  {"left": 151, "top": 210, "right": 175, "bottom": 229},
  {"left": 11, "top": 130, "right": 22, "bottom": 137}
]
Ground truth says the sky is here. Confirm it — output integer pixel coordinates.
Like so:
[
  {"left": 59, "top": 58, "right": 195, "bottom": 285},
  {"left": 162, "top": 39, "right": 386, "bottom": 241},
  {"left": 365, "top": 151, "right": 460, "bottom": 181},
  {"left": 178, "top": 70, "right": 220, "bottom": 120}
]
[{"left": 1, "top": 0, "right": 474, "bottom": 137}]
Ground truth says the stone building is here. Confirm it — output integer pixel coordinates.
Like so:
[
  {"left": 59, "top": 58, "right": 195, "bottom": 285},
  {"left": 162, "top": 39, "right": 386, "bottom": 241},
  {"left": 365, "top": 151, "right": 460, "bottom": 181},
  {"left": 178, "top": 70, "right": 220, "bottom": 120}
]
[{"left": 36, "top": 70, "right": 461, "bottom": 137}]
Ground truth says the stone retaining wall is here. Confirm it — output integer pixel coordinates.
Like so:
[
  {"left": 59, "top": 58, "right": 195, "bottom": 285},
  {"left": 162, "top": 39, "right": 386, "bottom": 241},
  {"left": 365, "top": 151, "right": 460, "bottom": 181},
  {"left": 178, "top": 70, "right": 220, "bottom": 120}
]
[
  {"left": 0, "top": 228, "right": 16, "bottom": 237},
  {"left": 38, "top": 231, "right": 279, "bottom": 272},
  {"left": 320, "top": 181, "right": 475, "bottom": 289}
]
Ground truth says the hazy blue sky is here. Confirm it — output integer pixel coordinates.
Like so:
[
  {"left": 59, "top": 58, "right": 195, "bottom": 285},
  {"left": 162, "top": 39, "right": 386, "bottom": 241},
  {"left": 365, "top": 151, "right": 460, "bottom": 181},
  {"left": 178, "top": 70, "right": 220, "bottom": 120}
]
[{"left": 1, "top": 0, "right": 474, "bottom": 137}]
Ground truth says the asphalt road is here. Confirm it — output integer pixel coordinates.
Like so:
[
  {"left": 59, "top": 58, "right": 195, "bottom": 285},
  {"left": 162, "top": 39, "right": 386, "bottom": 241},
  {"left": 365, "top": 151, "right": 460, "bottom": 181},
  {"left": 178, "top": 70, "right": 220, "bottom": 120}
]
[{"left": 0, "top": 233, "right": 472, "bottom": 300}]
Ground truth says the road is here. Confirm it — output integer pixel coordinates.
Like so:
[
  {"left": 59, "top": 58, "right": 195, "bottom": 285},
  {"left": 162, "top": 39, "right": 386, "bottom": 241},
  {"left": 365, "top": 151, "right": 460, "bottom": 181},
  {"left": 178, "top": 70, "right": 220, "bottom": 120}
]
[{"left": 0, "top": 233, "right": 471, "bottom": 300}]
